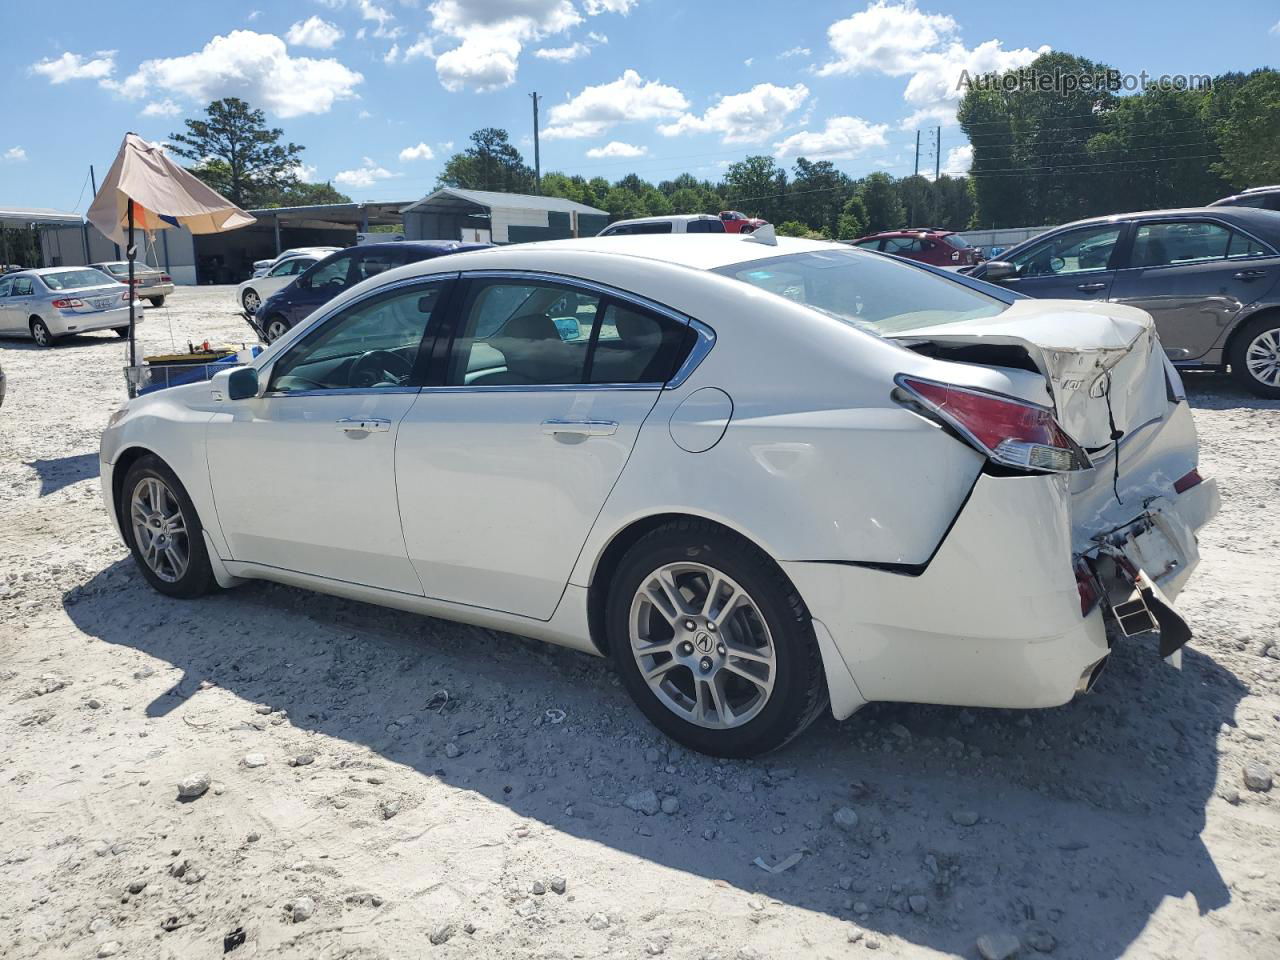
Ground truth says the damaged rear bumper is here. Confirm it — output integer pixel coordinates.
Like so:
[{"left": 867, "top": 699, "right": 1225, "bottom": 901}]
[{"left": 782, "top": 470, "right": 1218, "bottom": 718}]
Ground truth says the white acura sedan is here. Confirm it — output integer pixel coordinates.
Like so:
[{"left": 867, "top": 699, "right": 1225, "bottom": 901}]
[{"left": 100, "top": 234, "right": 1218, "bottom": 756}]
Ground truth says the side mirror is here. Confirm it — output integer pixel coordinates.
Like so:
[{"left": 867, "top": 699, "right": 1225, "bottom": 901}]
[
  {"left": 982, "top": 260, "right": 1017, "bottom": 281},
  {"left": 227, "top": 366, "right": 259, "bottom": 400}
]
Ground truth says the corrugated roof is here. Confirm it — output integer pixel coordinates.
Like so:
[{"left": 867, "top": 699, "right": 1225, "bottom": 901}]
[
  {"left": 0, "top": 206, "right": 84, "bottom": 224},
  {"left": 403, "top": 187, "right": 607, "bottom": 216}
]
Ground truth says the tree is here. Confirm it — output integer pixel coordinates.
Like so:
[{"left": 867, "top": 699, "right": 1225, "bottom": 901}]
[
  {"left": 438, "top": 128, "right": 536, "bottom": 193},
  {"left": 857, "top": 173, "right": 905, "bottom": 233},
  {"left": 895, "top": 175, "right": 939, "bottom": 228},
  {"left": 266, "top": 180, "right": 351, "bottom": 207},
  {"left": 789, "top": 159, "right": 852, "bottom": 235},
  {"left": 169, "top": 98, "right": 304, "bottom": 208},
  {"left": 722, "top": 156, "right": 788, "bottom": 223},
  {"left": 837, "top": 195, "right": 868, "bottom": 239},
  {"left": 1213, "top": 70, "right": 1280, "bottom": 188}
]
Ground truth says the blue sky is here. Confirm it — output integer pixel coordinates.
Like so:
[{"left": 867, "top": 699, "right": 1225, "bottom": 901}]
[{"left": 3, "top": 0, "right": 1278, "bottom": 211}]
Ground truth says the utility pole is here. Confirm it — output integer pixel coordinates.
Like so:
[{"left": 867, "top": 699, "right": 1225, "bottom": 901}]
[
  {"left": 935, "top": 126, "right": 941, "bottom": 181},
  {"left": 530, "top": 92, "right": 542, "bottom": 195},
  {"left": 913, "top": 130, "right": 920, "bottom": 177}
]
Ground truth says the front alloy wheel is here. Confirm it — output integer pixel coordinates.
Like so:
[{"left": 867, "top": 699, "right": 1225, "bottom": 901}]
[
  {"left": 30, "top": 319, "right": 52, "bottom": 347},
  {"left": 242, "top": 289, "right": 261, "bottom": 313},
  {"left": 630, "top": 562, "right": 776, "bottom": 730},
  {"left": 121, "top": 454, "right": 215, "bottom": 598},
  {"left": 1244, "top": 328, "right": 1280, "bottom": 390},
  {"left": 264, "top": 317, "right": 289, "bottom": 343}
]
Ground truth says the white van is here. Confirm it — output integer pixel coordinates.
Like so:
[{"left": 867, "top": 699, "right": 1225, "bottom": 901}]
[{"left": 597, "top": 214, "right": 726, "bottom": 237}]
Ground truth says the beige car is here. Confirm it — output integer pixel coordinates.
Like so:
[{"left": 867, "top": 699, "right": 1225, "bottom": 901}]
[{"left": 90, "top": 261, "right": 175, "bottom": 307}]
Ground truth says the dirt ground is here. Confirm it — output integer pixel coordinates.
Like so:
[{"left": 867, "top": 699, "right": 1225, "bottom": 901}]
[{"left": 1, "top": 286, "right": 1278, "bottom": 960}]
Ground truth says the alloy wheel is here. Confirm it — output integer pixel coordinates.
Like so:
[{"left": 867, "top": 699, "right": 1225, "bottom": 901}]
[
  {"left": 31, "top": 321, "right": 50, "bottom": 347},
  {"left": 129, "top": 476, "right": 189, "bottom": 584},
  {"left": 629, "top": 561, "right": 776, "bottom": 730},
  {"left": 1245, "top": 327, "right": 1280, "bottom": 388},
  {"left": 265, "top": 319, "right": 288, "bottom": 342},
  {"left": 242, "top": 289, "right": 261, "bottom": 313}
]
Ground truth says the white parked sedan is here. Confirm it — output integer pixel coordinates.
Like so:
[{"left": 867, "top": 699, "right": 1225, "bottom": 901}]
[
  {"left": 236, "top": 254, "right": 324, "bottom": 314},
  {"left": 99, "top": 235, "right": 1218, "bottom": 756},
  {"left": 1, "top": 267, "right": 141, "bottom": 346}
]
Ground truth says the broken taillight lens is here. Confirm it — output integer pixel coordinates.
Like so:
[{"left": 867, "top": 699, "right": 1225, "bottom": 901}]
[
  {"left": 895, "top": 375, "right": 1092, "bottom": 474},
  {"left": 1075, "top": 558, "right": 1101, "bottom": 616},
  {"left": 1173, "top": 468, "right": 1203, "bottom": 494}
]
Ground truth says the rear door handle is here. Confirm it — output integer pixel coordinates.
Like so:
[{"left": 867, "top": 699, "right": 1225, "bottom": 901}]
[
  {"left": 337, "top": 417, "right": 391, "bottom": 433},
  {"left": 541, "top": 418, "right": 618, "bottom": 438},
  {"left": 1076, "top": 282, "right": 1108, "bottom": 292},
  {"left": 1234, "top": 269, "right": 1268, "bottom": 280}
]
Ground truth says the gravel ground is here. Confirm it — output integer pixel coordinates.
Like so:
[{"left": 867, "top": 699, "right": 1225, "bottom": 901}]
[{"left": 1, "top": 286, "right": 1278, "bottom": 960}]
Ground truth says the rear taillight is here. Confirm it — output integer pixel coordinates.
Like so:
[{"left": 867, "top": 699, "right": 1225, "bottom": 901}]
[
  {"left": 895, "top": 375, "right": 1092, "bottom": 473},
  {"left": 1173, "top": 468, "right": 1203, "bottom": 494},
  {"left": 51, "top": 298, "right": 84, "bottom": 309},
  {"left": 1075, "top": 558, "right": 1101, "bottom": 616},
  {"left": 120, "top": 291, "right": 131, "bottom": 302},
  {"left": 129, "top": 278, "right": 143, "bottom": 285},
  {"left": 160, "top": 274, "right": 171, "bottom": 282},
  {"left": 950, "top": 250, "right": 960, "bottom": 261}
]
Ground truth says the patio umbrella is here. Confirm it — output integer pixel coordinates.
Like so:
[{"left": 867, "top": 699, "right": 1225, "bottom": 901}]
[{"left": 87, "top": 132, "right": 254, "bottom": 371}]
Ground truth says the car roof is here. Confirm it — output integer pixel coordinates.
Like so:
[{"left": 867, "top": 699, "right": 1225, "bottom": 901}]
[
  {"left": 609, "top": 214, "right": 720, "bottom": 226},
  {"left": 1241, "top": 185, "right": 1280, "bottom": 194},
  {"left": 1052, "top": 206, "right": 1280, "bottom": 228}
]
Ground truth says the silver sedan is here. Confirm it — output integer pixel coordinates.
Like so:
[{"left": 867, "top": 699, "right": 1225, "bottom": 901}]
[{"left": 0, "top": 267, "right": 142, "bottom": 347}]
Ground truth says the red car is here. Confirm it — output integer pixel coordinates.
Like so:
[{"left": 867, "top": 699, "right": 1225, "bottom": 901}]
[
  {"left": 848, "top": 229, "right": 981, "bottom": 268},
  {"left": 718, "top": 210, "right": 768, "bottom": 234}
]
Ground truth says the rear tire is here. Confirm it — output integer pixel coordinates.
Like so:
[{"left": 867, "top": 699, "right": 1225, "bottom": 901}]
[
  {"left": 120, "top": 455, "right": 215, "bottom": 599},
  {"left": 606, "top": 519, "right": 827, "bottom": 757},
  {"left": 113, "top": 327, "right": 129, "bottom": 338},
  {"left": 1229, "top": 314, "right": 1280, "bottom": 398},
  {"left": 242, "top": 289, "right": 261, "bottom": 313},
  {"left": 30, "top": 318, "right": 54, "bottom": 347},
  {"left": 148, "top": 296, "right": 165, "bottom": 307}
]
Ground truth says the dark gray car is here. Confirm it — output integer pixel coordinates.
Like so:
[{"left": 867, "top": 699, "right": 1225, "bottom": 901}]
[{"left": 970, "top": 207, "right": 1280, "bottom": 396}]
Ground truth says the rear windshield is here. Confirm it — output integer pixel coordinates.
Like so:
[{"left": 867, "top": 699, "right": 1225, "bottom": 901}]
[
  {"left": 713, "top": 248, "right": 1008, "bottom": 334},
  {"left": 41, "top": 269, "right": 118, "bottom": 291},
  {"left": 98, "top": 263, "right": 130, "bottom": 275}
]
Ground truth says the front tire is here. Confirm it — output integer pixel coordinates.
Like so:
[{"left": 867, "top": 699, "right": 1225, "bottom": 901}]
[
  {"left": 1230, "top": 315, "right": 1280, "bottom": 398},
  {"left": 148, "top": 296, "right": 165, "bottom": 307},
  {"left": 30, "top": 318, "right": 54, "bottom": 347},
  {"left": 606, "top": 520, "right": 827, "bottom": 757},
  {"left": 241, "top": 289, "right": 261, "bottom": 313},
  {"left": 263, "top": 316, "right": 289, "bottom": 343},
  {"left": 113, "top": 327, "right": 130, "bottom": 338},
  {"left": 120, "top": 455, "right": 215, "bottom": 598}
]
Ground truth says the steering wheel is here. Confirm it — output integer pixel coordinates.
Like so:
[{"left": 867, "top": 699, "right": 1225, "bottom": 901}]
[{"left": 349, "top": 349, "right": 412, "bottom": 388}]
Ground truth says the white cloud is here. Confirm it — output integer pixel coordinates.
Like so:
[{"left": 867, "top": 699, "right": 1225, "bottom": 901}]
[
  {"left": 286, "top": 16, "right": 345, "bottom": 49},
  {"left": 428, "top": 0, "right": 582, "bottom": 91},
  {"left": 773, "top": 115, "right": 890, "bottom": 159},
  {"left": 818, "top": 1, "right": 1047, "bottom": 121},
  {"left": 358, "top": 109, "right": 374, "bottom": 119},
  {"left": 293, "top": 162, "right": 319, "bottom": 182},
  {"left": 535, "top": 41, "right": 591, "bottom": 62},
  {"left": 584, "top": 0, "right": 637, "bottom": 12},
  {"left": 399, "top": 142, "right": 434, "bottom": 161},
  {"left": 403, "top": 35, "right": 435, "bottom": 60},
  {"left": 1271, "top": 19, "right": 1280, "bottom": 35},
  {"left": 898, "top": 104, "right": 958, "bottom": 130},
  {"left": 778, "top": 45, "right": 810, "bottom": 58},
  {"left": 586, "top": 140, "right": 647, "bottom": 158},
  {"left": 30, "top": 51, "right": 116, "bottom": 84},
  {"left": 333, "top": 157, "right": 399, "bottom": 188},
  {"left": 248, "top": 10, "right": 261, "bottom": 21},
  {"left": 543, "top": 69, "right": 687, "bottom": 139},
  {"left": 141, "top": 98, "right": 183, "bottom": 117},
  {"left": 383, "top": 43, "right": 400, "bottom": 63},
  {"left": 659, "top": 82, "right": 809, "bottom": 144},
  {"left": 940, "top": 143, "right": 972, "bottom": 176},
  {"left": 110, "top": 31, "right": 363, "bottom": 119},
  {"left": 4, "top": 146, "right": 26, "bottom": 162},
  {"left": 358, "top": 0, "right": 394, "bottom": 29},
  {"left": 744, "top": 57, "right": 754, "bottom": 67},
  {"left": 588, "top": 31, "right": 608, "bottom": 43}
]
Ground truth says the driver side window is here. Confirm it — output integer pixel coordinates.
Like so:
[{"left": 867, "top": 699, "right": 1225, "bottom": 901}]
[
  {"left": 1010, "top": 225, "right": 1122, "bottom": 278},
  {"left": 267, "top": 280, "right": 448, "bottom": 394}
]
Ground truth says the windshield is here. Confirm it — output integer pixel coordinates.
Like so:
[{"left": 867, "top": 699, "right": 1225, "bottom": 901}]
[
  {"left": 942, "top": 234, "right": 971, "bottom": 249},
  {"left": 713, "top": 248, "right": 1008, "bottom": 334},
  {"left": 41, "top": 269, "right": 118, "bottom": 291}
]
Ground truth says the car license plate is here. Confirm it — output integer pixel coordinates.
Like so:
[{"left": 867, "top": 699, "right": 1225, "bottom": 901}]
[{"left": 92, "top": 297, "right": 113, "bottom": 309}]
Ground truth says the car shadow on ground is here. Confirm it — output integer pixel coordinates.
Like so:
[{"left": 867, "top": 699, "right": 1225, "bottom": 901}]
[
  {"left": 26, "top": 452, "right": 99, "bottom": 497},
  {"left": 63, "top": 559, "right": 1243, "bottom": 957},
  {"left": 1182, "top": 371, "right": 1277, "bottom": 411},
  {"left": 0, "top": 332, "right": 128, "bottom": 351}
]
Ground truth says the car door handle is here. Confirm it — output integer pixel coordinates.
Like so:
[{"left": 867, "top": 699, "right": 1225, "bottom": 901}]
[
  {"left": 336, "top": 417, "right": 391, "bottom": 434},
  {"left": 1076, "top": 282, "right": 1108, "bottom": 292},
  {"left": 1233, "top": 269, "right": 1268, "bottom": 280},
  {"left": 541, "top": 418, "right": 618, "bottom": 438}
]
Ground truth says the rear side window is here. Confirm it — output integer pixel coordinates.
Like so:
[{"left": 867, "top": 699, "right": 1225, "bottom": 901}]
[
  {"left": 883, "top": 237, "right": 925, "bottom": 254},
  {"left": 13, "top": 277, "right": 34, "bottom": 295},
  {"left": 445, "top": 278, "right": 690, "bottom": 387},
  {"left": 685, "top": 219, "right": 726, "bottom": 234},
  {"left": 1131, "top": 222, "right": 1231, "bottom": 267}
]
